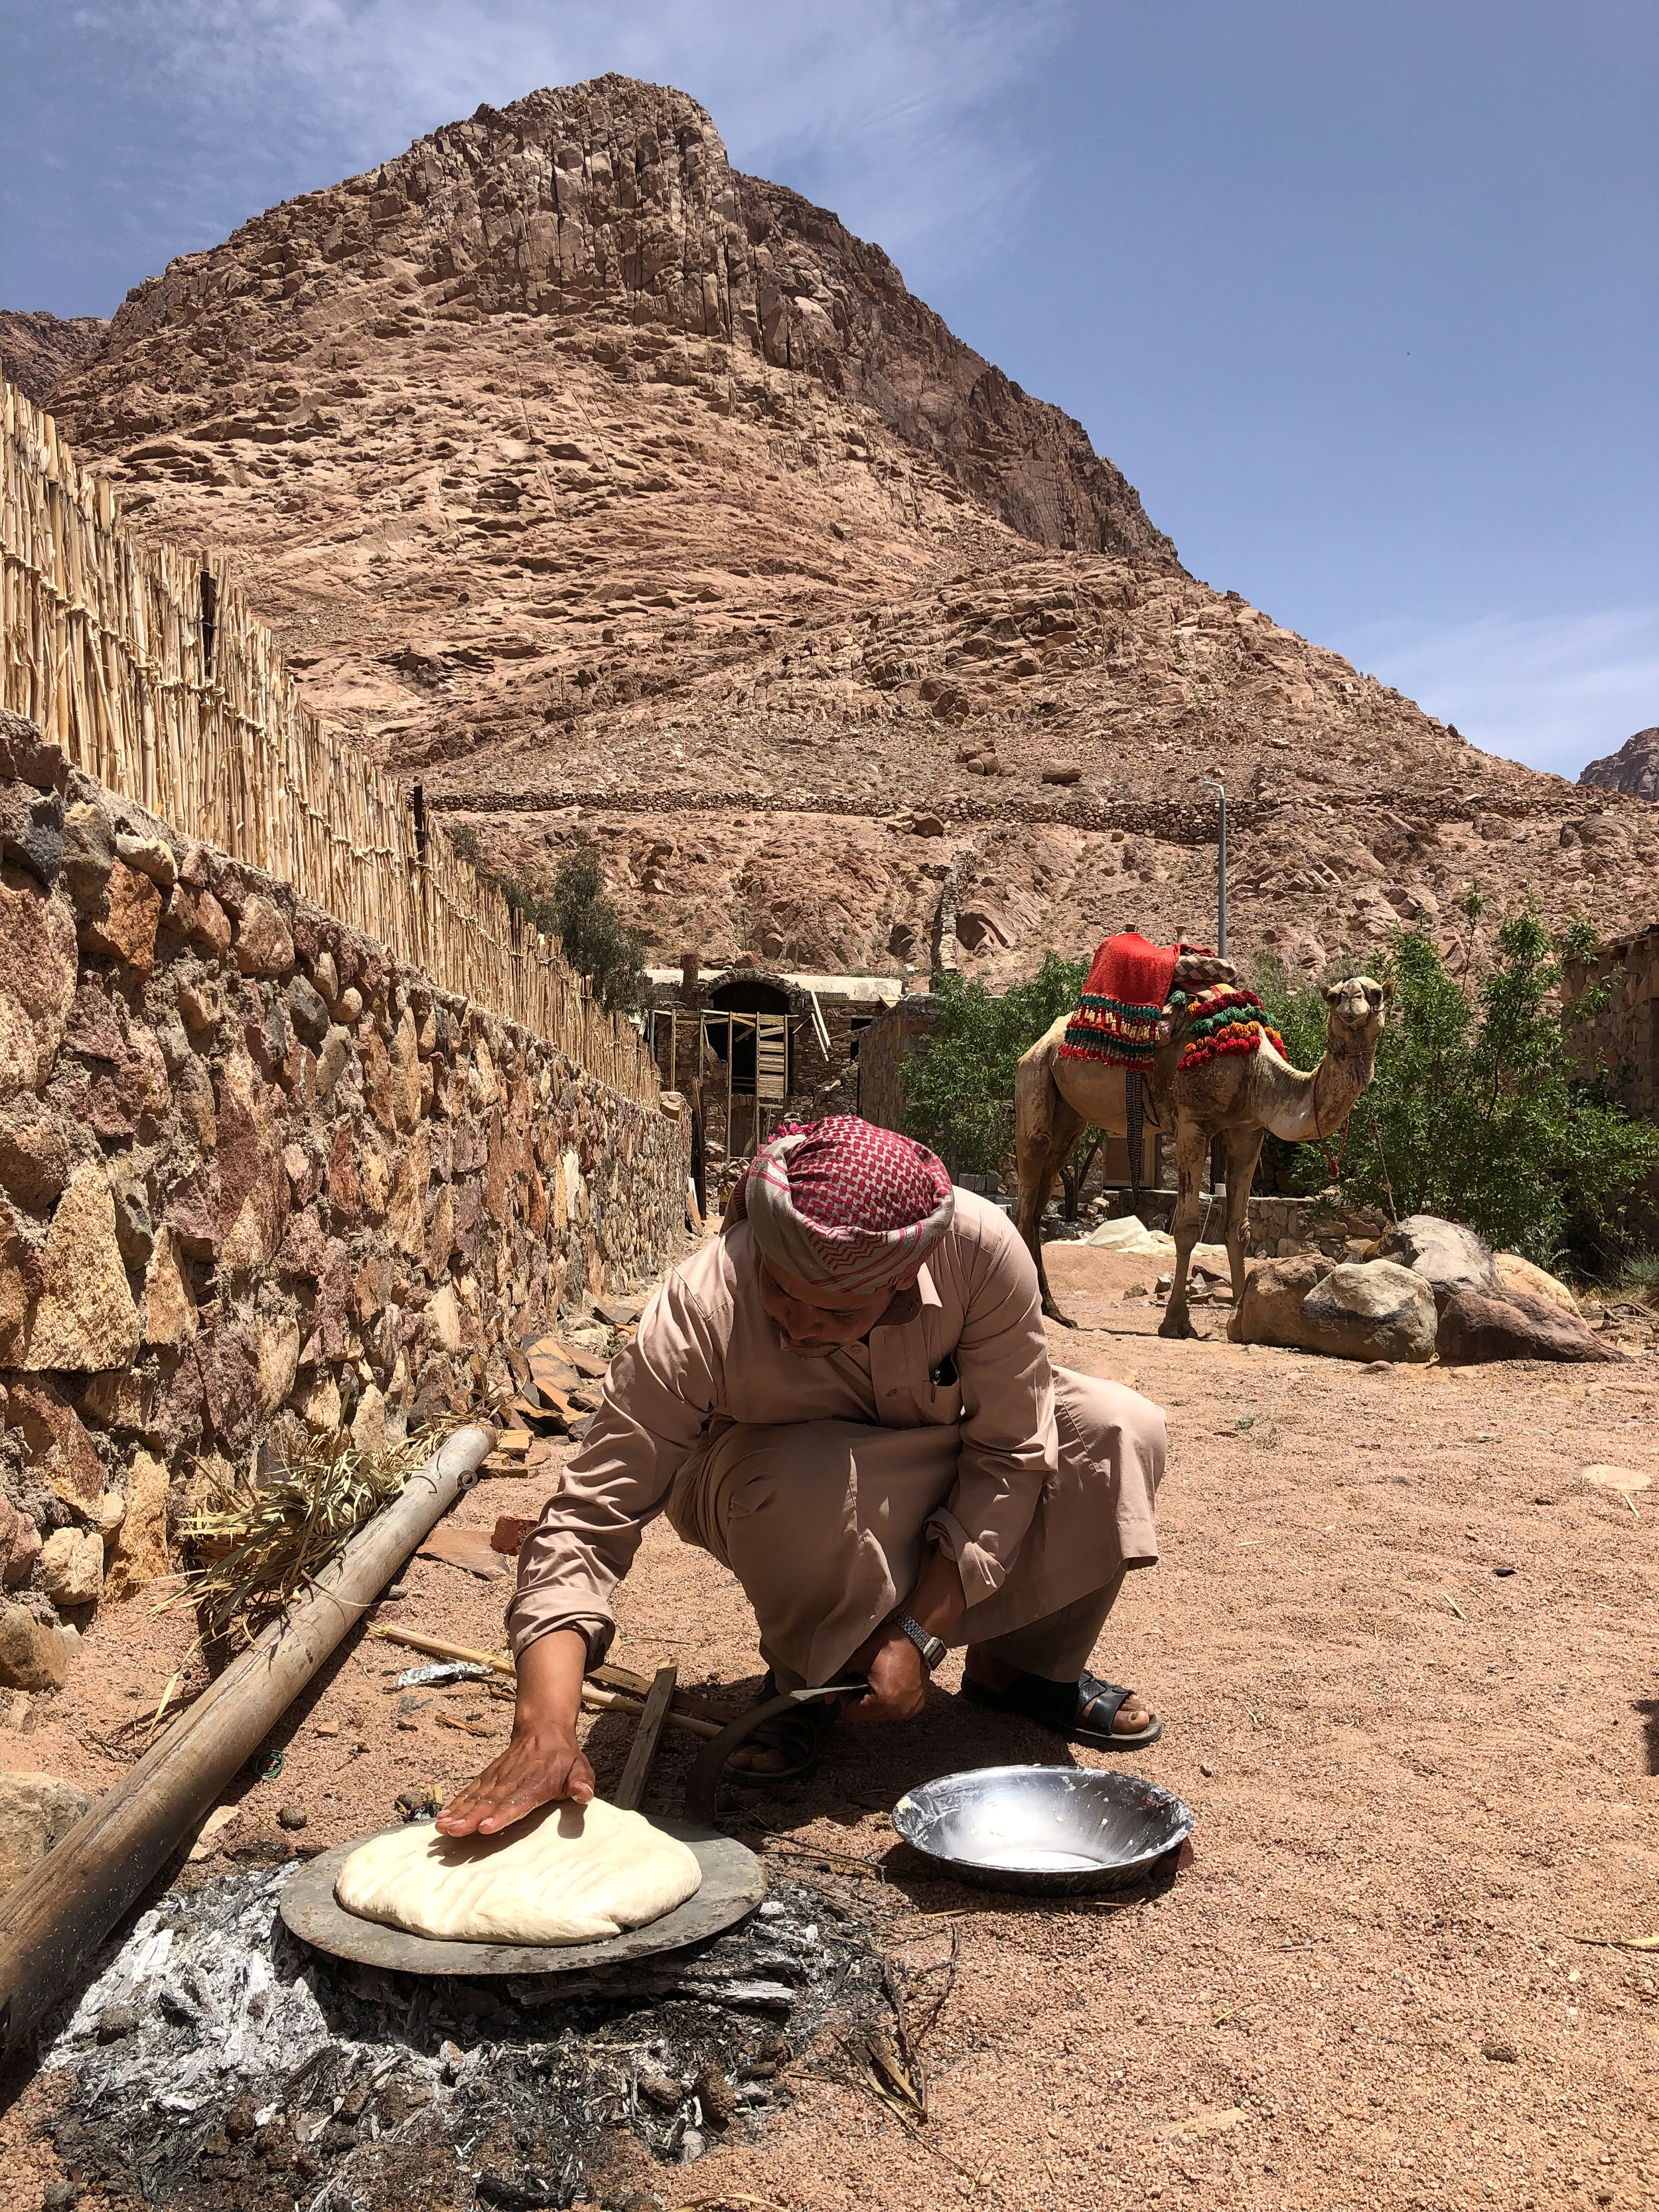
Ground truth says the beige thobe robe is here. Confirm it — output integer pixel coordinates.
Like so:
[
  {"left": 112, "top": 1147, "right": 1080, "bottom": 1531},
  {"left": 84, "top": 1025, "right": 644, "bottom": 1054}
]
[{"left": 508, "top": 1189, "right": 1165, "bottom": 1687}]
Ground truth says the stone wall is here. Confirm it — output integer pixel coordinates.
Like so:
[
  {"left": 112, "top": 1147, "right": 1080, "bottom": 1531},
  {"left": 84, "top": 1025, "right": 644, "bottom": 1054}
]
[
  {"left": 0, "top": 714, "right": 689, "bottom": 1689},
  {"left": 1564, "top": 922, "right": 1658, "bottom": 1124}
]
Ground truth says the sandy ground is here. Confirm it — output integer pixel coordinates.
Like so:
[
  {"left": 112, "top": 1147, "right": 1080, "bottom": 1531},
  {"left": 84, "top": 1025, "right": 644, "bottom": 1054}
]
[{"left": 4, "top": 1238, "right": 1658, "bottom": 2212}]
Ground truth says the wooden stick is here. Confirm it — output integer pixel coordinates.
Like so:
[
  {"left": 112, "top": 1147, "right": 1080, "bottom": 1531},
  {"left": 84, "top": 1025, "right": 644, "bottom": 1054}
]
[
  {"left": 613, "top": 1663, "right": 678, "bottom": 1809},
  {"left": 367, "top": 1625, "right": 727, "bottom": 1736},
  {"left": 581, "top": 1681, "right": 719, "bottom": 1741}
]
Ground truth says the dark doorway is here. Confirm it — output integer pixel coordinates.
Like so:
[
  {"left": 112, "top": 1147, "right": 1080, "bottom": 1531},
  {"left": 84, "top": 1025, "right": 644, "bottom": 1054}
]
[{"left": 707, "top": 977, "right": 792, "bottom": 1095}]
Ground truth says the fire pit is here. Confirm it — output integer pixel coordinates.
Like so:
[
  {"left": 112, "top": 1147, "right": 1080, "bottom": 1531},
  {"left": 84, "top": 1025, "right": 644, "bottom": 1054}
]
[{"left": 42, "top": 1856, "right": 891, "bottom": 2209}]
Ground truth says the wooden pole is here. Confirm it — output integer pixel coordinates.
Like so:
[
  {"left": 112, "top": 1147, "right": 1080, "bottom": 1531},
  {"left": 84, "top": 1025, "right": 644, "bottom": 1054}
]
[{"left": 0, "top": 1426, "right": 494, "bottom": 2061}]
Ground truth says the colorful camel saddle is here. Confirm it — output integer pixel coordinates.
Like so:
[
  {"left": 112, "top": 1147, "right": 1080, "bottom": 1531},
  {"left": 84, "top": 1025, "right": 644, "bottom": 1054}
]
[
  {"left": 1060, "top": 932, "right": 1282, "bottom": 1072},
  {"left": 1166, "top": 982, "right": 1285, "bottom": 1071}
]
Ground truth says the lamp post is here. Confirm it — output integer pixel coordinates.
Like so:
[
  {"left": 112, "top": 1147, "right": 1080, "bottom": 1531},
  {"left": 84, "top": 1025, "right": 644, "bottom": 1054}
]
[{"left": 1201, "top": 777, "right": 1227, "bottom": 956}]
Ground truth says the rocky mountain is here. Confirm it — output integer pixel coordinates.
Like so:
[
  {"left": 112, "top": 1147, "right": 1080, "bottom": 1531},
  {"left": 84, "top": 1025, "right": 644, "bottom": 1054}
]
[
  {"left": 0, "top": 309, "right": 108, "bottom": 406},
  {"left": 1579, "top": 726, "right": 1659, "bottom": 802},
  {"left": 41, "top": 74, "right": 1659, "bottom": 986}
]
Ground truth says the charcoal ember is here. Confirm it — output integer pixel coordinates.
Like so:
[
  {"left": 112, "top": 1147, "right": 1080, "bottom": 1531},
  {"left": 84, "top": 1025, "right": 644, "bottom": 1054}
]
[
  {"left": 224, "top": 2093, "right": 259, "bottom": 2138},
  {"left": 95, "top": 2002, "right": 138, "bottom": 2042},
  {"left": 694, "top": 2067, "right": 738, "bottom": 2127}
]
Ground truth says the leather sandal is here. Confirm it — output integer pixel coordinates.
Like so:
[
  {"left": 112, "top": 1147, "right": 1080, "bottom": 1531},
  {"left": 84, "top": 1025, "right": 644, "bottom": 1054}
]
[
  {"left": 721, "top": 1671, "right": 845, "bottom": 1788},
  {"left": 958, "top": 1667, "right": 1163, "bottom": 1751}
]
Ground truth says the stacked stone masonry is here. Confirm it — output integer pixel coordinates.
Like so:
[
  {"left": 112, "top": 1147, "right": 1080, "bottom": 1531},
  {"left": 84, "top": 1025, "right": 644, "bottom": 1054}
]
[{"left": 0, "top": 713, "right": 688, "bottom": 1683}]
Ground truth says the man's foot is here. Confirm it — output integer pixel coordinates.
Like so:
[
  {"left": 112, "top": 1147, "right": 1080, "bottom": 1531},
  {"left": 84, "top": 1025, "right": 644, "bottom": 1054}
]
[
  {"left": 723, "top": 1676, "right": 843, "bottom": 1786},
  {"left": 960, "top": 1660, "right": 1163, "bottom": 1749}
]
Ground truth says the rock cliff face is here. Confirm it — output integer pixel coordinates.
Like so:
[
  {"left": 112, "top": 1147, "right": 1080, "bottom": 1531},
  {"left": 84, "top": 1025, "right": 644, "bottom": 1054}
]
[
  {"left": 0, "top": 311, "right": 108, "bottom": 406},
  {"left": 1579, "top": 726, "right": 1659, "bottom": 802},
  {"left": 41, "top": 73, "right": 1659, "bottom": 982},
  {"left": 57, "top": 76, "right": 1169, "bottom": 563}
]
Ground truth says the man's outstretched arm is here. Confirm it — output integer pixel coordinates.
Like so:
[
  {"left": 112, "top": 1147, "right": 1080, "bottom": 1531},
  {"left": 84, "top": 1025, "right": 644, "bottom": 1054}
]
[{"left": 435, "top": 1628, "right": 593, "bottom": 1836}]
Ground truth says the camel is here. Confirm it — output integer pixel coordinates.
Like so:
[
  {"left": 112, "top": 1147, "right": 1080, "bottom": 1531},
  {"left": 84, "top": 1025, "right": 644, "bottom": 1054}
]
[{"left": 1014, "top": 974, "right": 1393, "bottom": 1336}]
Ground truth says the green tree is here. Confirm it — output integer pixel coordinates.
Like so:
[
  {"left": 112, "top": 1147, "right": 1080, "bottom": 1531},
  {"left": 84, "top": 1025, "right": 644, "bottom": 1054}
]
[
  {"left": 1250, "top": 915, "right": 1659, "bottom": 1264},
  {"left": 545, "top": 836, "right": 649, "bottom": 1015},
  {"left": 447, "top": 825, "right": 648, "bottom": 1015},
  {"left": 901, "top": 953, "right": 1087, "bottom": 1177}
]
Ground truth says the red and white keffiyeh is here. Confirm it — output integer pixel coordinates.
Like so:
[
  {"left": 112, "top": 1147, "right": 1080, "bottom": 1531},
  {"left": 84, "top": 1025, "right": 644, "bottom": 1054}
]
[{"left": 727, "top": 1117, "right": 955, "bottom": 1295}]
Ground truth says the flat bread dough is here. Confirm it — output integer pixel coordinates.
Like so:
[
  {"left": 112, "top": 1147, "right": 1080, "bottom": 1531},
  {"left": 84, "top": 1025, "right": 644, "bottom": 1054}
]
[{"left": 334, "top": 1799, "right": 702, "bottom": 1945}]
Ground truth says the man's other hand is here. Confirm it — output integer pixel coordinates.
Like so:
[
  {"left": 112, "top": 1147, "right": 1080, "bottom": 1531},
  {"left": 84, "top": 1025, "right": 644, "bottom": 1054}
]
[
  {"left": 435, "top": 1726, "right": 595, "bottom": 1837},
  {"left": 841, "top": 1621, "right": 926, "bottom": 1727}
]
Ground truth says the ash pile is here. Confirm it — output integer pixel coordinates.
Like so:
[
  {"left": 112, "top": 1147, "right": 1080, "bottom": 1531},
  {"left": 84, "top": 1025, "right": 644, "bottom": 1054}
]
[{"left": 43, "top": 1856, "right": 893, "bottom": 2211}]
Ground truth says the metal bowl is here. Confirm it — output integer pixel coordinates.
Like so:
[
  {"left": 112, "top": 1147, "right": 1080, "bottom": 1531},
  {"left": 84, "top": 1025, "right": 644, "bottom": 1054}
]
[{"left": 891, "top": 1765, "right": 1193, "bottom": 1895}]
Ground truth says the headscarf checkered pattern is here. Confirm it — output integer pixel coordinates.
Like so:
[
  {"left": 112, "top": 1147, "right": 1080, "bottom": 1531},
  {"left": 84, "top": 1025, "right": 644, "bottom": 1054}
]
[{"left": 727, "top": 1116, "right": 955, "bottom": 1295}]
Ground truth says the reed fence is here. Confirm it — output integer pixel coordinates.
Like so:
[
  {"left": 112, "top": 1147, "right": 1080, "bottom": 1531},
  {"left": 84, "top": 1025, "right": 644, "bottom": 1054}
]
[{"left": 0, "top": 377, "right": 658, "bottom": 1107}]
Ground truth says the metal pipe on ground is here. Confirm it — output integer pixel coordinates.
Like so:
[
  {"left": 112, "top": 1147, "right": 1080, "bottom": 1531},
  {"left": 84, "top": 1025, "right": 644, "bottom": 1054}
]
[{"left": 0, "top": 1424, "right": 494, "bottom": 2062}]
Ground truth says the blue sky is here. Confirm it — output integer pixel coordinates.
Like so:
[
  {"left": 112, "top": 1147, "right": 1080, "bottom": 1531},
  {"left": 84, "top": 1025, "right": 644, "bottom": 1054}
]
[{"left": 3, "top": 1, "right": 1654, "bottom": 780}]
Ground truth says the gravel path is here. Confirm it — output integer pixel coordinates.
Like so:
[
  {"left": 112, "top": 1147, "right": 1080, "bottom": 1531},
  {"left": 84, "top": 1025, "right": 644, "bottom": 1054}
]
[{"left": 4, "top": 1241, "right": 1656, "bottom": 2210}]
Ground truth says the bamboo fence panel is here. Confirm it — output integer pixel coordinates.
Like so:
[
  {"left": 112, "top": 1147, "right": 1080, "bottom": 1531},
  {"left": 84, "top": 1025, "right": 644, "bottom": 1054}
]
[{"left": 0, "top": 378, "right": 657, "bottom": 1107}]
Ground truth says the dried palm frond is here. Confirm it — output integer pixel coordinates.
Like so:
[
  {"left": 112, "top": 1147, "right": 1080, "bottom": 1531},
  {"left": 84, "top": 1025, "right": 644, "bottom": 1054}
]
[{"left": 173, "top": 1426, "right": 435, "bottom": 1647}]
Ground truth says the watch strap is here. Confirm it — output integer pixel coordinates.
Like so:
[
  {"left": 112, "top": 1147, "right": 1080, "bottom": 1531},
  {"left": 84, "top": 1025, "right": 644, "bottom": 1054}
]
[{"left": 894, "top": 1613, "right": 948, "bottom": 1670}]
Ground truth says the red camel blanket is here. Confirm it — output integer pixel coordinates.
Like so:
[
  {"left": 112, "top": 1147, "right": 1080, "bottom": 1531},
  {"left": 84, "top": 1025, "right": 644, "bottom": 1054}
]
[
  {"left": 1058, "top": 932, "right": 1185, "bottom": 1069},
  {"left": 1059, "top": 932, "right": 1281, "bottom": 1072}
]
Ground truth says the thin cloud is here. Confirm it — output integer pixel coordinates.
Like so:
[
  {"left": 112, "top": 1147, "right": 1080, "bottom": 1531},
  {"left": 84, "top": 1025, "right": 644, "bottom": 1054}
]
[{"left": 1331, "top": 606, "right": 1659, "bottom": 782}]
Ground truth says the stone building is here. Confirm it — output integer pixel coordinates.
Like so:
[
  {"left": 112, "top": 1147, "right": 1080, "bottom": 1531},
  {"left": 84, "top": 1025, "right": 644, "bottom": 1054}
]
[{"left": 646, "top": 964, "right": 902, "bottom": 1158}]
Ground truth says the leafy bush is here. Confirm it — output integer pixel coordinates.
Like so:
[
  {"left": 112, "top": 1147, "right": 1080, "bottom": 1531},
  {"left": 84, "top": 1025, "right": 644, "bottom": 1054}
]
[
  {"left": 1250, "top": 914, "right": 1659, "bottom": 1265},
  {"left": 448, "top": 825, "right": 647, "bottom": 1015},
  {"left": 901, "top": 952, "right": 1086, "bottom": 1176}
]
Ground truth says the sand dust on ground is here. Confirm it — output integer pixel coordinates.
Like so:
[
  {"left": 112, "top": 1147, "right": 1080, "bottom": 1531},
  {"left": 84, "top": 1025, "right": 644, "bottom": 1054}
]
[{"left": 4, "top": 1240, "right": 1657, "bottom": 2211}]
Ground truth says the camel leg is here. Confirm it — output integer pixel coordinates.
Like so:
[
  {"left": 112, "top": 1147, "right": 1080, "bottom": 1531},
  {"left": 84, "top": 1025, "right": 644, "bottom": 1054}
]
[
  {"left": 1222, "top": 1127, "right": 1265, "bottom": 1309},
  {"left": 1159, "top": 1118, "right": 1210, "bottom": 1340},
  {"left": 1013, "top": 1053, "right": 1087, "bottom": 1325}
]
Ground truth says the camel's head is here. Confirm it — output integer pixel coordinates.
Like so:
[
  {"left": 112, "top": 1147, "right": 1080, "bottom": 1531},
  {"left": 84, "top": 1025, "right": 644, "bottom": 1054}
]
[{"left": 1321, "top": 974, "right": 1393, "bottom": 1051}]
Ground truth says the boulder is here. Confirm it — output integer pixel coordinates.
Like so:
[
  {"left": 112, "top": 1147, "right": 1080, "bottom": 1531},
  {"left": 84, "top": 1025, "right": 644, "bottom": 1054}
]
[
  {"left": 1493, "top": 1252, "right": 1579, "bottom": 1315},
  {"left": 234, "top": 893, "right": 295, "bottom": 978},
  {"left": 17, "top": 1163, "right": 142, "bottom": 1372},
  {"left": 1437, "top": 1285, "right": 1618, "bottom": 1365},
  {"left": 6, "top": 1381, "right": 106, "bottom": 1510},
  {"left": 0, "top": 873, "right": 78, "bottom": 1103},
  {"left": 114, "top": 832, "right": 177, "bottom": 891},
  {"left": 104, "top": 1450, "right": 171, "bottom": 1601},
  {"left": 0, "top": 1606, "right": 74, "bottom": 1692},
  {"left": 1378, "top": 1213, "right": 1498, "bottom": 1311},
  {"left": 38, "top": 1526, "right": 104, "bottom": 1607},
  {"left": 1041, "top": 763, "right": 1083, "bottom": 785},
  {"left": 0, "top": 1767, "right": 92, "bottom": 1897},
  {"left": 80, "top": 857, "right": 163, "bottom": 974},
  {"left": 1231, "top": 1256, "right": 1437, "bottom": 1363},
  {"left": 2, "top": 1512, "right": 41, "bottom": 1589},
  {"left": 1229, "top": 1254, "right": 1334, "bottom": 1347}
]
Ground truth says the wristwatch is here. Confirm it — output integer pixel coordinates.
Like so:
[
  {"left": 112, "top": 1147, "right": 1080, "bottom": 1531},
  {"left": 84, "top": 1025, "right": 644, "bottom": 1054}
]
[{"left": 893, "top": 1613, "right": 948, "bottom": 1671}]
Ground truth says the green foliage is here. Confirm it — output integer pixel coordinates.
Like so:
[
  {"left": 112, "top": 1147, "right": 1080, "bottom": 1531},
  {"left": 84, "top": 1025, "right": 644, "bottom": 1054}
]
[
  {"left": 901, "top": 952, "right": 1087, "bottom": 1175},
  {"left": 1250, "top": 916, "right": 1659, "bottom": 1264},
  {"left": 447, "top": 825, "right": 647, "bottom": 1015}
]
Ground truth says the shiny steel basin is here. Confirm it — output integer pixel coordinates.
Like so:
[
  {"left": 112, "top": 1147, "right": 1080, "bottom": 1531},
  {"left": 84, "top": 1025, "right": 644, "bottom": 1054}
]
[{"left": 892, "top": 1765, "right": 1193, "bottom": 1895}]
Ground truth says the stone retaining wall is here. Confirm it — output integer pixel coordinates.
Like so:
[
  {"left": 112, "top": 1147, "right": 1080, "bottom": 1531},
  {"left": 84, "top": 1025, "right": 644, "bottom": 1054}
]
[{"left": 0, "top": 714, "right": 689, "bottom": 1689}]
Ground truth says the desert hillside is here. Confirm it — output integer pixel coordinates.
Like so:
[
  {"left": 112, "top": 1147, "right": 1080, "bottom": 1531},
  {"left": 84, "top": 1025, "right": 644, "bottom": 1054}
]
[
  {"left": 42, "top": 73, "right": 1659, "bottom": 982},
  {"left": 0, "top": 309, "right": 108, "bottom": 406}
]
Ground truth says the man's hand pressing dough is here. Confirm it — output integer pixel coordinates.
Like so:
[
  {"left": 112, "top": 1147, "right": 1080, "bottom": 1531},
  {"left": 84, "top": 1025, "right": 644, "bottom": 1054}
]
[{"left": 437, "top": 1725, "right": 595, "bottom": 1838}]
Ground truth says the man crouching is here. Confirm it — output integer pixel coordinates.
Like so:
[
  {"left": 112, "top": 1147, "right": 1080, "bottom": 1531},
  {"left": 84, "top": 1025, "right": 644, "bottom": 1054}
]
[{"left": 440, "top": 1117, "right": 1166, "bottom": 1834}]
